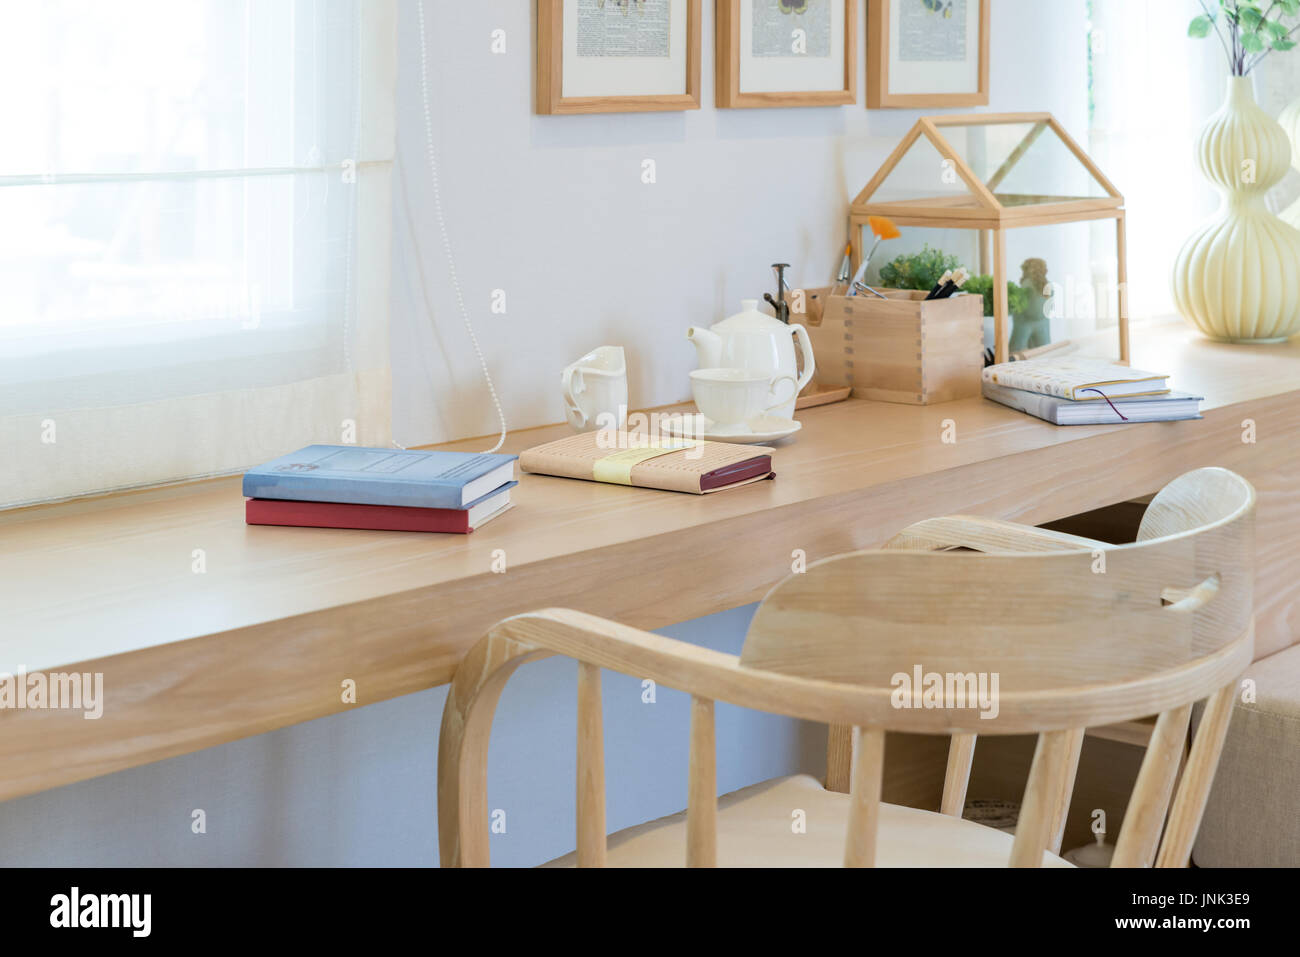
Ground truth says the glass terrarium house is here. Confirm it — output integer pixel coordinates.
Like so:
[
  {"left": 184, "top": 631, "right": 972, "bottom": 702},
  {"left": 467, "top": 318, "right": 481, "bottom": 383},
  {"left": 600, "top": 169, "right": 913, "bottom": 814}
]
[{"left": 849, "top": 113, "right": 1129, "bottom": 365}]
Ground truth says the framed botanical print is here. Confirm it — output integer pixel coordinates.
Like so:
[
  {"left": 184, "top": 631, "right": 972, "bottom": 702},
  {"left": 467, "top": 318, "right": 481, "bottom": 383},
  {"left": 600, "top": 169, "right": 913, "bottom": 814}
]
[
  {"left": 536, "top": 0, "right": 702, "bottom": 114},
  {"left": 866, "top": 0, "right": 989, "bottom": 108},
  {"left": 716, "top": 0, "right": 857, "bottom": 108}
]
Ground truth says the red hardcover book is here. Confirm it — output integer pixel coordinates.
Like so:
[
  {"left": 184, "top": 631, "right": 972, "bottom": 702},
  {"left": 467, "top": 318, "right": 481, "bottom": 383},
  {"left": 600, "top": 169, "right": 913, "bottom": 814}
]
[{"left": 246, "top": 485, "right": 513, "bottom": 533}]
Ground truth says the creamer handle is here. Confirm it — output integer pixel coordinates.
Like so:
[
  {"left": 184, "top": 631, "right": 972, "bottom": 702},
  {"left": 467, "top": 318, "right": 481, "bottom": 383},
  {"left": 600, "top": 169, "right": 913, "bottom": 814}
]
[{"left": 561, "top": 365, "right": 588, "bottom": 430}]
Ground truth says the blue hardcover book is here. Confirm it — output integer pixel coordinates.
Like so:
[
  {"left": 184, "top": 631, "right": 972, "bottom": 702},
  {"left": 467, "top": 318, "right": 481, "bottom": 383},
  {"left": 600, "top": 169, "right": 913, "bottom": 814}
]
[{"left": 242, "top": 445, "right": 518, "bottom": 509}]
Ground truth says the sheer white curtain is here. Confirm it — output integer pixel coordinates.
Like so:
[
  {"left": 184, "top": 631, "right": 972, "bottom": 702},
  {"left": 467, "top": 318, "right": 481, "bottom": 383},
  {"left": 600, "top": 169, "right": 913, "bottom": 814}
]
[
  {"left": 1088, "top": 0, "right": 1225, "bottom": 322},
  {"left": 1256, "top": 46, "right": 1300, "bottom": 213},
  {"left": 0, "top": 0, "right": 396, "bottom": 507}
]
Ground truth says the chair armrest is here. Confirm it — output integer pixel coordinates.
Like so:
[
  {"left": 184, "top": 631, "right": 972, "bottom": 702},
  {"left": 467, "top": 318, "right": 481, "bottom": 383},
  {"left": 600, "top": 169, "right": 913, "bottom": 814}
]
[
  {"left": 438, "top": 608, "right": 899, "bottom": 866},
  {"left": 883, "top": 515, "right": 1103, "bottom": 553}
]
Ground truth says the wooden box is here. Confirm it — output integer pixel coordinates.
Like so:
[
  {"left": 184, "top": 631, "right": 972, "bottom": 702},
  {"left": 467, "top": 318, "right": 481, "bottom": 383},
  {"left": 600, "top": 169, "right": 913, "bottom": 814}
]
[{"left": 803, "top": 288, "right": 984, "bottom": 405}]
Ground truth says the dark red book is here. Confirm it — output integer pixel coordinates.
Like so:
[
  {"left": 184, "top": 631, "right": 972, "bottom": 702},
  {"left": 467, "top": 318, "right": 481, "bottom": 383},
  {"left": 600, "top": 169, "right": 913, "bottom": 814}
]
[{"left": 246, "top": 484, "right": 514, "bottom": 533}]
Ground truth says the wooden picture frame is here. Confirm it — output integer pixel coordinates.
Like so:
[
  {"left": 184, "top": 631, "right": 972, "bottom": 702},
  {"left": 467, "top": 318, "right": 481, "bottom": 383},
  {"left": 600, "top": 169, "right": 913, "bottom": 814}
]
[
  {"left": 866, "top": 0, "right": 989, "bottom": 109},
  {"left": 537, "top": 0, "right": 702, "bottom": 114},
  {"left": 716, "top": 0, "right": 857, "bottom": 108}
]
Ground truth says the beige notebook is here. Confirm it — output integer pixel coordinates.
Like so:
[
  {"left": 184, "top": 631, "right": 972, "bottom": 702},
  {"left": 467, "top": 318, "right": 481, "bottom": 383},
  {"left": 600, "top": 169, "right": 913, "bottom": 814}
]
[{"left": 519, "top": 432, "right": 775, "bottom": 494}]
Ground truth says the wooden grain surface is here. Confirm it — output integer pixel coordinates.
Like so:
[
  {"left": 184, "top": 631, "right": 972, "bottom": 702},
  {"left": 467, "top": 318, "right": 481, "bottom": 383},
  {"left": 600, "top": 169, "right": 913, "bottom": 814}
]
[{"left": 1, "top": 318, "right": 1298, "bottom": 801}]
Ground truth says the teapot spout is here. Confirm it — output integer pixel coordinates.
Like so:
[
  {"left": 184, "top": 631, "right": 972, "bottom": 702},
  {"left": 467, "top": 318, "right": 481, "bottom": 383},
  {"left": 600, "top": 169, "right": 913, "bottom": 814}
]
[{"left": 686, "top": 326, "right": 722, "bottom": 368}]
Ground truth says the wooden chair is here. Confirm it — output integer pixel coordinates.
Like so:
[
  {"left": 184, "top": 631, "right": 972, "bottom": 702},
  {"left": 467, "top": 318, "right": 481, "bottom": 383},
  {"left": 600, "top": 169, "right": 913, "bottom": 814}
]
[{"left": 438, "top": 467, "right": 1254, "bottom": 867}]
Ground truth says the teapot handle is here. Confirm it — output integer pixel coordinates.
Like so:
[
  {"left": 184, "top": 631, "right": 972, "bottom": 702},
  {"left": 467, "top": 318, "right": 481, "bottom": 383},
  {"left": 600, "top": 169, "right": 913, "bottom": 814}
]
[{"left": 790, "top": 324, "right": 817, "bottom": 395}]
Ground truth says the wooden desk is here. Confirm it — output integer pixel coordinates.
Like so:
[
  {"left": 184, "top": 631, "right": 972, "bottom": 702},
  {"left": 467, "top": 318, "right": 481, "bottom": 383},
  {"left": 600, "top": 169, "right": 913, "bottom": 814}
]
[{"left": 2, "top": 318, "right": 1298, "bottom": 802}]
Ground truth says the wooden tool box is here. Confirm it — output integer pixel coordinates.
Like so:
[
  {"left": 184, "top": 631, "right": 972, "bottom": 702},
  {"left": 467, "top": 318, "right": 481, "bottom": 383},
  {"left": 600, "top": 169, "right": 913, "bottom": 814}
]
[{"left": 800, "top": 287, "right": 984, "bottom": 406}]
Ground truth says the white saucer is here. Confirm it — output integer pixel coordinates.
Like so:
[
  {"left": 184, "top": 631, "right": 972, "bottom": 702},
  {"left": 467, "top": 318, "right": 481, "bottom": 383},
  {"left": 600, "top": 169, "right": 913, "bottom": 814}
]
[{"left": 661, "top": 412, "right": 802, "bottom": 444}]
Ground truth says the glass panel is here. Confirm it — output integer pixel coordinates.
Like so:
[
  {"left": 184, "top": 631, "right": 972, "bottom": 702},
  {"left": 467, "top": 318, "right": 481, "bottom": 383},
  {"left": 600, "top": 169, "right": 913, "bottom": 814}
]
[
  {"left": 938, "top": 121, "right": 1111, "bottom": 204},
  {"left": 861, "top": 225, "right": 981, "bottom": 290},
  {"left": 1006, "top": 220, "right": 1122, "bottom": 362},
  {"left": 867, "top": 132, "right": 985, "bottom": 207},
  {"left": 857, "top": 220, "right": 1122, "bottom": 363}
]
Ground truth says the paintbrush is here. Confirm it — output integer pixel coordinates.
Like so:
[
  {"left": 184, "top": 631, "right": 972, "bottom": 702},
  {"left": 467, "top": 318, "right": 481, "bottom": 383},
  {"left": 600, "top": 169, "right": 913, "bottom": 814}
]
[
  {"left": 930, "top": 267, "right": 971, "bottom": 300},
  {"left": 847, "top": 216, "right": 900, "bottom": 298},
  {"left": 924, "top": 270, "right": 954, "bottom": 300}
]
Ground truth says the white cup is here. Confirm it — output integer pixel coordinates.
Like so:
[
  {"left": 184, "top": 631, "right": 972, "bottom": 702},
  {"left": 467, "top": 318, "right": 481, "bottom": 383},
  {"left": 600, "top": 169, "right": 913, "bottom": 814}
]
[
  {"left": 690, "top": 367, "right": 797, "bottom": 428},
  {"left": 562, "top": 346, "right": 629, "bottom": 433}
]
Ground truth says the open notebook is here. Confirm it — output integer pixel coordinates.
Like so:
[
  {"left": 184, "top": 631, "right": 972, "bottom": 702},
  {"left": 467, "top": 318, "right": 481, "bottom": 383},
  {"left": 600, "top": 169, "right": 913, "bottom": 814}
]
[{"left": 520, "top": 432, "right": 775, "bottom": 494}]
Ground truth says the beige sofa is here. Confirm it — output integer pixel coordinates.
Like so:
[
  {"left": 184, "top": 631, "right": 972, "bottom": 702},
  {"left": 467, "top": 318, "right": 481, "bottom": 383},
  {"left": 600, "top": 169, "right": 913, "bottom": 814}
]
[{"left": 1193, "top": 642, "right": 1300, "bottom": 867}]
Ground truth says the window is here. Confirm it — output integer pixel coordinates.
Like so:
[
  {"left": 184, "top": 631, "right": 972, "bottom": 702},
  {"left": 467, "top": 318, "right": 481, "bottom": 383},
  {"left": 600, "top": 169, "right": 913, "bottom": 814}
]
[
  {"left": 1086, "top": 0, "right": 1290, "bottom": 322},
  {"left": 0, "top": 1, "right": 395, "bottom": 507}
]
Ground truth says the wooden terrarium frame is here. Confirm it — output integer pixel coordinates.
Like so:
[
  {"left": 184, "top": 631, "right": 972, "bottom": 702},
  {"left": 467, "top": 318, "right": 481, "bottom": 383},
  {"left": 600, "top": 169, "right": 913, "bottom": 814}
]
[{"left": 849, "top": 112, "right": 1129, "bottom": 365}]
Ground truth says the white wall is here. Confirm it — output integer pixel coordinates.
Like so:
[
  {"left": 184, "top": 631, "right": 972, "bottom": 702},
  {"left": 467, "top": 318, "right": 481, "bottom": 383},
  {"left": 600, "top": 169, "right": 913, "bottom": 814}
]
[{"left": 391, "top": 0, "right": 1090, "bottom": 447}]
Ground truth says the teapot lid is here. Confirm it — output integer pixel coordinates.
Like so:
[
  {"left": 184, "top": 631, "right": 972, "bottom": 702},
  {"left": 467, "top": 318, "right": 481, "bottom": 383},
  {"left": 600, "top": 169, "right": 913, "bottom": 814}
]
[{"left": 721, "top": 298, "right": 775, "bottom": 326}]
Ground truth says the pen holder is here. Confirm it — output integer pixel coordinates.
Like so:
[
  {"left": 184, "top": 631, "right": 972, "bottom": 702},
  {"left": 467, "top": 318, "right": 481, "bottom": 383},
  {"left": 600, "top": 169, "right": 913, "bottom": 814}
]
[{"left": 800, "top": 287, "right": 984, "bottom": 405}]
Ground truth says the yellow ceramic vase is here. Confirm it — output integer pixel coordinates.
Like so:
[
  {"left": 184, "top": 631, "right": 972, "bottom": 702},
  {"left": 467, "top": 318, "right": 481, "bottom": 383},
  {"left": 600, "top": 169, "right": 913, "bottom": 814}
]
[{"left": 1172, "top": 77, "right": 1300, "bottom": 343}]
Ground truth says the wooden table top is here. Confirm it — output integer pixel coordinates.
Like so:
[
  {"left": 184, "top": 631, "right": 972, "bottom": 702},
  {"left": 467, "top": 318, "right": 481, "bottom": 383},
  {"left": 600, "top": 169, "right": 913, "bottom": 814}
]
[
  {"left": 2, "top": 317, "right": 1299, "bottom": 800},
  {"left": 2, "top": 317, "right": 1298, "bottom": 675}
]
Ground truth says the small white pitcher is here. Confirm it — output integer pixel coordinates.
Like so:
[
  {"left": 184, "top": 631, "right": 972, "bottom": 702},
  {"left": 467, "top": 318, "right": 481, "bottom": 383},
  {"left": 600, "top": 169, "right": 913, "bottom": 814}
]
[{"left": 561, "top": 345, "right": 628, "bottom": 433}]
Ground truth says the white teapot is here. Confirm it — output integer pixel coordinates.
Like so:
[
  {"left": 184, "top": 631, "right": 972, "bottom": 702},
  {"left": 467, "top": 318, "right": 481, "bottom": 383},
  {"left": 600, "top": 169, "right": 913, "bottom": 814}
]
[{"left": 686, "top": 299, "right": 815, "bottom": 420}]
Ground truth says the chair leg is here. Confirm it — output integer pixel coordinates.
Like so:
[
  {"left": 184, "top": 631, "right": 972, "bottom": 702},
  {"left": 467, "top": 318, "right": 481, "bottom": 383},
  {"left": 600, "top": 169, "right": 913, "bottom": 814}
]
[
  {"left": 1048, "top": 728, "right": 1085, "bottom": 854},
  {"left": 1156, "top": 684, "right": 1236, "bottom": 868},
  {"left": 1113, "top": 704, "right": 1192, "bottom": 868},
  {"left": 1011, "top": 730, "right": 1076, "bottom": 867},
  {"left": 844, "top": 727, "right": 885, "bottom": 867},
  {"left": 576, "top": 662, "right": 607, "bottom": 867},
  {"left": 940, "top": 734, "right": 977, "bottom": 817},
  {"left": 687, "top": 696, "right": 717, "bottom": 867}
]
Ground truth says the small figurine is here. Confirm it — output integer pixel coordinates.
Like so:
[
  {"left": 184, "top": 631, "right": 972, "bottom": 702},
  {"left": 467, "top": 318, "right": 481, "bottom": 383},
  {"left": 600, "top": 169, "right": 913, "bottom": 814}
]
[{"left": 1011, "top": 257, "right": 1052, "bottom": 351}]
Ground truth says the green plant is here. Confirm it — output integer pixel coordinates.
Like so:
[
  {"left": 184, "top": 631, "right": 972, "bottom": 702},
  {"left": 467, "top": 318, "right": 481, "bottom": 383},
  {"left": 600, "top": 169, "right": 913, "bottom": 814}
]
[
  {"left": 1190, "top": 1, "right": 1300, "bottom": 76},
  {"left": 877, "top": 244, "right": 961, "bottom": 291},
  {"left": 875, "top": 244, "right": 1034, "bottom": 316},
  {"left": 964, "top": 274, "right": 1028, "bottom": 318}
]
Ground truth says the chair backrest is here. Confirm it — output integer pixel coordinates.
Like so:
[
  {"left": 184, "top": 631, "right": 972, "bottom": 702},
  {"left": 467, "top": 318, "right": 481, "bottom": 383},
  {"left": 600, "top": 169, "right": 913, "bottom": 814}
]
[
  {"left": 741, "top": 469, "right": 1255, "bottom": 714},
  {"left": 1137, "top": 466, "right": 1254, "bottom": 542},
  {"left": 439, "top": 468, "right": 1254, "bottom": 868},
  {"left": 739, "top": 467, "right": 1253, "bottom": 866}
]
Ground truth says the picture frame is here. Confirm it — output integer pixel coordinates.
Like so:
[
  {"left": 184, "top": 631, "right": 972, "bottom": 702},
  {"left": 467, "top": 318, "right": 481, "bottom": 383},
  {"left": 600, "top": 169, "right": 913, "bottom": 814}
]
[
  {"left": 715, "top": 0, "right": 857, "bottom": 108},
  {"left": 866, "top": 0, "right": 989, "bottom": 108},
  {"left": 536, "top": 0, "right": 702, "bottom": 115}
]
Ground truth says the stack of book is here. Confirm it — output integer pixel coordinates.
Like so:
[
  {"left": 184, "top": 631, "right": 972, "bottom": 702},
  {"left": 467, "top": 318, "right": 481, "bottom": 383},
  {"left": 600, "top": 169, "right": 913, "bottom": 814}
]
[
  {"left": 243, "top": 445, "right": 517, "bottom": 533},
  {"left": 982, "top": 356, "right": 1203, "bottom": 426}
]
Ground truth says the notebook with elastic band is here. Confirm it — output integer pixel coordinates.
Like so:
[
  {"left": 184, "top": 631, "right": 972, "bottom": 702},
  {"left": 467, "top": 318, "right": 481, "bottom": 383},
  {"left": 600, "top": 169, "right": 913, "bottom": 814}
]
[{"left": 519, "top": 432, "right": 775, "bottom": 494}]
